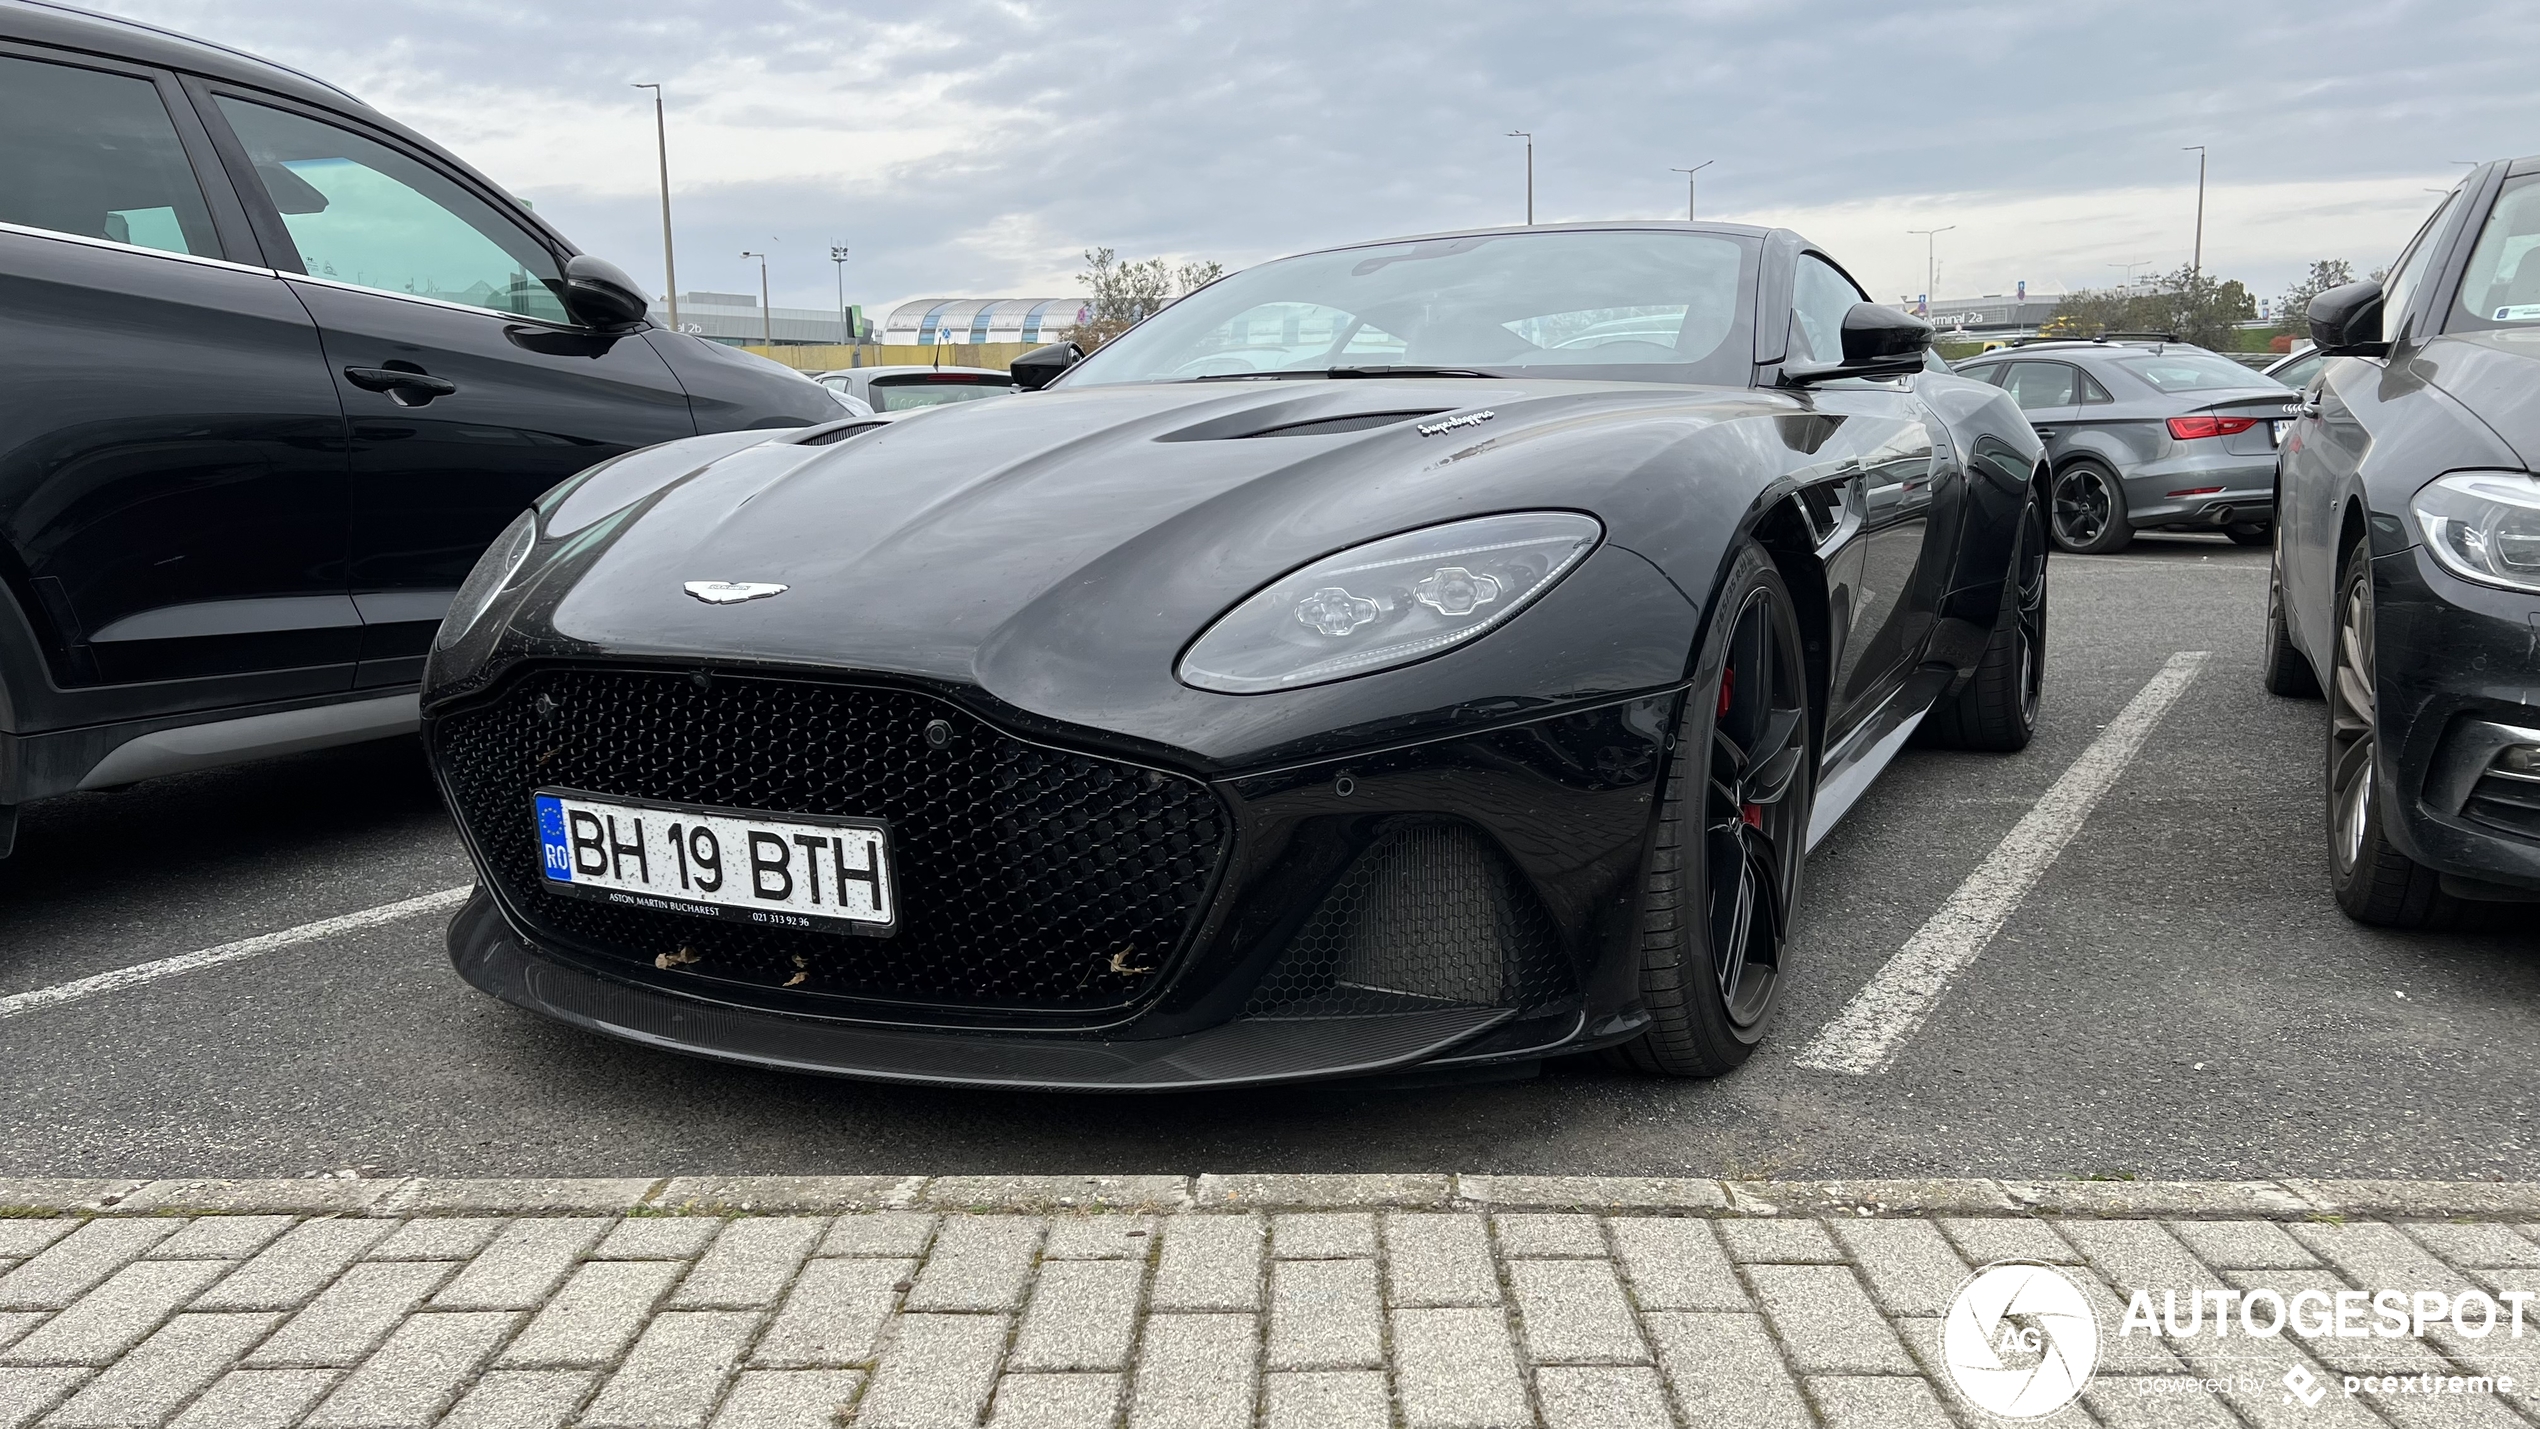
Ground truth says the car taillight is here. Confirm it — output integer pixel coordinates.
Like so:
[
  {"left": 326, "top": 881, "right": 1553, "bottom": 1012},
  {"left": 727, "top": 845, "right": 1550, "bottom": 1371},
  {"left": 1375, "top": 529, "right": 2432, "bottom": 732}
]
[{"left": 2167, "top": 415, "right": 2262, "bottom": 440}]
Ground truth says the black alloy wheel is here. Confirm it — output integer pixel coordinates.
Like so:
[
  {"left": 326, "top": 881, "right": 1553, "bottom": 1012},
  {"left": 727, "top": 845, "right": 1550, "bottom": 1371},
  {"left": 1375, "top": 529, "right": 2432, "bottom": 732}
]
[
  {"left": 1614, "top": 542, "right": 1811, "bottom": 1076},
  {"left": 1922, "top": 489, "right": 2047, "bottom": 751},
  {"left": 2324, "top": 538, "right": 2458, "bottom": 927},
  {"left": 2049, "top": 461, "right": 2131, "bottom": 554}
]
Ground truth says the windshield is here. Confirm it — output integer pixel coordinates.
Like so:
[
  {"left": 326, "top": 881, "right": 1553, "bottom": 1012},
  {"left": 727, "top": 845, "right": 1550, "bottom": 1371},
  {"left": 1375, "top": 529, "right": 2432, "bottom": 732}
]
[
  {"left": 1064, "top": 229, "right": 1758, "bottom": 387},
  {"left": 2453, "top": 175, "right": 2540, "bottom": 333},
  {"left": 2113, "top": 350, "right": 2281, "bottom": 393}
]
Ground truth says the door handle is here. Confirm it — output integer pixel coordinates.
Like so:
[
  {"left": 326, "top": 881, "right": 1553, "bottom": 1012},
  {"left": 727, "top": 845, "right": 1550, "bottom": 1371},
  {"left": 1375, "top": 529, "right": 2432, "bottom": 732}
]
[
  {"left": 2032, "top": 428, "right": 2058, "bottom": 438},
  {"left": 343, "top": 367, "right": 458, "bottom": 405}
]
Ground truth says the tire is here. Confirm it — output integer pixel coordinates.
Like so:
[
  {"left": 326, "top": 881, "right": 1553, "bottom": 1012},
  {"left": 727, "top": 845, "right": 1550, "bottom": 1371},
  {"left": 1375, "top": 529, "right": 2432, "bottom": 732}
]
[
  {"left": 2324, "top": 536, "right": 2460, "bottom": 928},
  {"left": 1612, "top": 542, "right": 1812, "bottom": 1077},
  {"left": 2262, "top": 526, "right": 2322, "bottom": 698},
  {"left": 1920, "top": 486, "right": 2046, "bottom": 752},
  {"left": 2048, "top": 460, "right": 2132, "bottom": 554},
  {"left": 2224, "top": 522, "right": 2272, "bottom": 547}
]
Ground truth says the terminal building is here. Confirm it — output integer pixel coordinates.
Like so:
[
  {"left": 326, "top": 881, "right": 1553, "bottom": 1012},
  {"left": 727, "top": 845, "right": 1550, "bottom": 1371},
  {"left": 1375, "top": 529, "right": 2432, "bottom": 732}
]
[
  {"left": 1892, "top": 293, "right": 2065, "bottom": 343},
  {"left": 881, "top": 298, "right": 1089, "bottom": 347}
]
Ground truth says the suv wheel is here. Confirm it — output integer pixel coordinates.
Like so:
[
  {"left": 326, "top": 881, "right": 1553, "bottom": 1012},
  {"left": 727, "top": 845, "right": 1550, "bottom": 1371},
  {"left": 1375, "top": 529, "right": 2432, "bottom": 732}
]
[{"left": 2049, "top": 460, "right": 2132, "bottom": 554}]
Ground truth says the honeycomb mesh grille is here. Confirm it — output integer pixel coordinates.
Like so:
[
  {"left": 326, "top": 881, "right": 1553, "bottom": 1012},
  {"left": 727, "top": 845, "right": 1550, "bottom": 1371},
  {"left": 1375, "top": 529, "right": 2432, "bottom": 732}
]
[
  {"left": 433, "top": 666, "right": 1229, "bottom": 1012},
  {"left": 1246, "top": 820, "right": 1574, "bottom": 1018}
]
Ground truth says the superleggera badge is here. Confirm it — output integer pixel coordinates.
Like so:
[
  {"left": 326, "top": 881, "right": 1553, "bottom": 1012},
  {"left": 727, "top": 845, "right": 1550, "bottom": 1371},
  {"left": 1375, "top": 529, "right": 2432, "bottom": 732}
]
[
  {"left": 684, "top": 581, "right": 788, "bottom": 605},
  {"left": 1417, "top": 409, "right": 1496, "bottom": 437}
]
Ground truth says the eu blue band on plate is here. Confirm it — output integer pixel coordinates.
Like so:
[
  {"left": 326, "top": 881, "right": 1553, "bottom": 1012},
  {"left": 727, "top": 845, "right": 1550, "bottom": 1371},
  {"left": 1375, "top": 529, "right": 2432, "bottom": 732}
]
[{"left": 536, "top": 794, "right": 573, "bottom": 882}]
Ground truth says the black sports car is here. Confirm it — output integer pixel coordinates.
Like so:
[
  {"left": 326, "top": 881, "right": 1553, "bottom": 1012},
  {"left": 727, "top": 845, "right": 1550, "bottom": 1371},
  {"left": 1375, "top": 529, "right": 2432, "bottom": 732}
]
[
  {"left": 2267, "top": 154, "right": 2540, "bottom": 925},
  {"left": 421, "top": 222, "right": 2050, "bottom": 1090}
]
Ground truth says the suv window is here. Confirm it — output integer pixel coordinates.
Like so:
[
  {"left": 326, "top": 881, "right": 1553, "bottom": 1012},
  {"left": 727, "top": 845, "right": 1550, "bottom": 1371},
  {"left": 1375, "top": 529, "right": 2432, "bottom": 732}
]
[
  {"left": 1789, "top": 254, "right": 1861, "bottom": 364},
  {"left": 2451, "top": 174, "right": 2540, "bottom": 332},
  {"left": 1999, "top": 361, "right": 2078, "bottom": 410},
  {"left": 217, "top": 97, "right": 569, "bottom": 323},
  {"left": 0, "top": 55, "right": 220, "bottom": 258}
]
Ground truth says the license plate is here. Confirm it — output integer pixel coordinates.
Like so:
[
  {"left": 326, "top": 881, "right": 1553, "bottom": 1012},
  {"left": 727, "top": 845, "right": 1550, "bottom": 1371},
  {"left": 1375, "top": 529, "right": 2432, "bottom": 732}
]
[
  {"left": 2271, "top": 420, "right": 2288, "bottom": 447},
  {"left": 534, "top": 788, "right": 895, "bottom": 936}
]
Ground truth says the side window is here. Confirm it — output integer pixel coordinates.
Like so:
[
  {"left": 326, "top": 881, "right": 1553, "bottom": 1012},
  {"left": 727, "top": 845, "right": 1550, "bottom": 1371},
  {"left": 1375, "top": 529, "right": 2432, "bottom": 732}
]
[
  {"left": 0, "top": 55, "right": 220, "bottom": 258},
  {"left": 216, "top": 97, "right": 568, "bottom": 323},
  {"left": 2079, "top": 371, "right": 2114, "bottom": 404},
  {"left": 1788, "top": 255, "right": 1862, "bottom": 364},
  {"left": 2381, "top": 190, "right": 2458, "bottom": 342},
  {"left": 1958, "top": 362, "right": 2003, "bottom": 385},
  {"left": 1999, "top": 362, "right": 2078, "bottom": 411}
]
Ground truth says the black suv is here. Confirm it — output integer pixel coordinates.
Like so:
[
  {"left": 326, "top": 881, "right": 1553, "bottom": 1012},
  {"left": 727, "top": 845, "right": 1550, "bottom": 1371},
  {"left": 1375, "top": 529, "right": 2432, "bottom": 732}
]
[{"left": 0, "top": 1, "right": 839, "bottom": 856}]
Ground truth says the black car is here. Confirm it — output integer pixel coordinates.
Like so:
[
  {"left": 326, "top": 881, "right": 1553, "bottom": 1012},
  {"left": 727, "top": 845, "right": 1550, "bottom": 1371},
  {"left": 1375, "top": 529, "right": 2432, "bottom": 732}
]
[
  {"left": 422, "top": 222, "right": 2051, "bottom": 1090},
  {"left": 2267, "top": 154, "right": 2540, "bottom": 925},
  {"left": 0, "top": 0, "right": 837, "bottom": 856}
]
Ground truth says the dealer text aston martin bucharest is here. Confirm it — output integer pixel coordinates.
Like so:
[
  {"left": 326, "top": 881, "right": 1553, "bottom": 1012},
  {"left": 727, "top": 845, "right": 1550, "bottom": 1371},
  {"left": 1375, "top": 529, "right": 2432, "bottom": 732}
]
[{"left": 421, "top": 223, "right": 2051, "bottom": 1090}]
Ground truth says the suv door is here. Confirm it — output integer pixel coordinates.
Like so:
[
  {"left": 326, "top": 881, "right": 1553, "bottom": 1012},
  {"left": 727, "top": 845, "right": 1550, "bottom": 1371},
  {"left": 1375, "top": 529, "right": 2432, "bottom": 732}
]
[
  {"left": 0, "top": 47, "right": 352, "bottom": 691},
  {"left": 203, "top": 91, "right": 698, "bottom": 687}
]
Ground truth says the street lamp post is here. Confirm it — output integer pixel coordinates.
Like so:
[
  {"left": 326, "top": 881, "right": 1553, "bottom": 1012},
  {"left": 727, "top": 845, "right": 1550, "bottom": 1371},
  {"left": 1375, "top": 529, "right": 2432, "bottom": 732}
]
[
  {"left": 741, "top": 251, "right": 770, "bottom": 347},
  {"left": 1505, "top": 130, "right": 1533, "bottom": 224},
  {"left": 632, "top": 83, "right": 677, "bottom": 331},
  {"left": 2183, "top": 145, "right": 2206, "bottom": 280},
  {"left": 1908, "top": 225, "right": 1956, "bottom": 312},
  {"left": 1670, "top": 160, "right": 1714, "bottom": 221},
  {"left": 830, "top": 244, "right": 851, "bottom": 348}
]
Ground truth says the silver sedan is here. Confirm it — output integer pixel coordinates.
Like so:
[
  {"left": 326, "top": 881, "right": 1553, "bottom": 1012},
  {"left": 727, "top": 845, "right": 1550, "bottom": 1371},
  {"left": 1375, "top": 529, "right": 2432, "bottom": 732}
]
[{"left": 1954, "top": 340, "right": 2303, "bottom": 553}]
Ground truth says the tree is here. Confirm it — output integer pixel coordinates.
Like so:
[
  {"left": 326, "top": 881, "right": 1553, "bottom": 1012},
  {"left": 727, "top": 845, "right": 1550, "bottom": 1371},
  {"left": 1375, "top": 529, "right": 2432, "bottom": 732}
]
[
  {"left": 2042, "top": 264, "right": 2256, "bottom": 349},
  {"left": 2276, "top": 260, "right": 2356, "bottom": 336},
  {"left": 1066, "top": 248, "right": 1223, "bottom": 349}
]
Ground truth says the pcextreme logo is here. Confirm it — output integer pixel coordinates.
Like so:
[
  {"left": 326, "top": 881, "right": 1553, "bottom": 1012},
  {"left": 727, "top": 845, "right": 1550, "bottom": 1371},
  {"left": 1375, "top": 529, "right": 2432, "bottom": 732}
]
[{"left": 1943, "top": 1263, "right": 2100, "bottom": 1417}]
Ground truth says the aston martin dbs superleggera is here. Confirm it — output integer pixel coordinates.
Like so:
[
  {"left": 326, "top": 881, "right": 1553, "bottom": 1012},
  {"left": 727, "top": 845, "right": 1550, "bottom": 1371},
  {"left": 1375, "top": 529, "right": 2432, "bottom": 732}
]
[{"left": 422, "top": 222, "right": 2050, "bottom": 1090}]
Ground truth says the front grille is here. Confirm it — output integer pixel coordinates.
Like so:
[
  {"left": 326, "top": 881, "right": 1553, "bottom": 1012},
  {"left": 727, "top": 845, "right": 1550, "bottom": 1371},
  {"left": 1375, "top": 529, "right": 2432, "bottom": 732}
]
[
  {"left": 1245, "top": 820, "right": 1574, "bottom": 1019},
  {"left": 434, "top": 666, "right": 1228, "bottom": 1013}
]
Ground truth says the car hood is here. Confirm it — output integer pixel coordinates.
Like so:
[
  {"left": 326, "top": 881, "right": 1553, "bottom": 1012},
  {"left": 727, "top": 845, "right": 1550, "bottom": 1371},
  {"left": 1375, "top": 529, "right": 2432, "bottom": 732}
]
[
  {"left": 2426, "top": 329, "right": 2540, "bottom": 467},
  {"left": 477, "top": 377, "right": 1802, "bottom": 766}
]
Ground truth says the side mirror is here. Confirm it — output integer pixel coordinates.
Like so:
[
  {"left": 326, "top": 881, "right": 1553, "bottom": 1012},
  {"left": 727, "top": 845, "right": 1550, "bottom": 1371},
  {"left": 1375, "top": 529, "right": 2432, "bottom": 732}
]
[
  {"left": 560, "top": 255, "right": 651, "bottom": 331},
  {"left": 2308, "top": 280, "right": 2388, "bottom": 357},
  {"left": 1011, "top": 341, "right": 1083, "bottom": 391},
  {"left": 1780, "top": 303, "right": 1932, "bottom": 385}
]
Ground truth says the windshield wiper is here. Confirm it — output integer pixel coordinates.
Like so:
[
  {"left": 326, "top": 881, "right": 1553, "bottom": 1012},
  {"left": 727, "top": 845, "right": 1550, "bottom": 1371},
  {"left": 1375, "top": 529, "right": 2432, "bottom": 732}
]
[{"left": 1190, "top": 365, "right": 1502, "bottom": 382}]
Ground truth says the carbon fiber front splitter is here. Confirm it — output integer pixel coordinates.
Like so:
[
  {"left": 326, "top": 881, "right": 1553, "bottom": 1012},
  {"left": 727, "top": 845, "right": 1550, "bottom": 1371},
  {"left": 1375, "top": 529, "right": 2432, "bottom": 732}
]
[{"left": 445, "top": 889, "right": 1523, "bottom": 1092}]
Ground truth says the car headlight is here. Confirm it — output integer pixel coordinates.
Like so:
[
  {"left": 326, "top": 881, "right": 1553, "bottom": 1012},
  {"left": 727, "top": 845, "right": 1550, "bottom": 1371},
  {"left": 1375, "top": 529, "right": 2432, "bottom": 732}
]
[
  {"left": 435, "top": 508, "right": 539, "bottom": 651},
  {"left": 2412, "top": 471, "right": 2540, "bottom": 595},
  {"left": 1177, "top": 511, "right": 1602, "bottom": 694}
]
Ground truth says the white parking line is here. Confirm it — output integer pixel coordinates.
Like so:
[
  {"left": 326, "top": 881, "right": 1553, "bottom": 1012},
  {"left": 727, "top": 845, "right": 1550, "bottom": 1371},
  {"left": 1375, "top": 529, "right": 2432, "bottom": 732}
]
[
  {"left": 1793, "top": 651, "right": 2211, "bottom": 1076},
  {"left": 0, "top": 885, "right": 472, "bottom": 1021}
]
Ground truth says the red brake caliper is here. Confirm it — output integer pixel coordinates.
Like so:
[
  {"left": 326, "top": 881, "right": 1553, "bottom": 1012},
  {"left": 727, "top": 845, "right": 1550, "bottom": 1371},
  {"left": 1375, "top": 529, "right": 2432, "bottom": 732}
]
[{"left": 1719, "top": 670, "right": 1762, "bottom": 827}]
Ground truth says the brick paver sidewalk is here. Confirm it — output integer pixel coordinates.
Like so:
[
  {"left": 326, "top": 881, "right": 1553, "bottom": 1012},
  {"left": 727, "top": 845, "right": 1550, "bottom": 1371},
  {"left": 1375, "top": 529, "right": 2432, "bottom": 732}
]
[{"left": 1, "top": 1175, "right": 2537, "bottom": 1428}]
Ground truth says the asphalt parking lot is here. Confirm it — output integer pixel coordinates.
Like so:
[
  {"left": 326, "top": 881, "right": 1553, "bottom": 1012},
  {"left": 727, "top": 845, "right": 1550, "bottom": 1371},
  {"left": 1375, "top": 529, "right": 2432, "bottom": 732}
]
[{"left": 3, "top": 534, "right": 2533, "bottom": 1182}]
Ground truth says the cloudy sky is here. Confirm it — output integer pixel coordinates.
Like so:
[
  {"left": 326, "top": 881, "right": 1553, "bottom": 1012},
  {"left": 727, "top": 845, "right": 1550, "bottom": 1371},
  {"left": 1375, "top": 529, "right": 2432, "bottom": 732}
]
[{"left": 100, "top": 0, "right": 2540, "bottom": 319}]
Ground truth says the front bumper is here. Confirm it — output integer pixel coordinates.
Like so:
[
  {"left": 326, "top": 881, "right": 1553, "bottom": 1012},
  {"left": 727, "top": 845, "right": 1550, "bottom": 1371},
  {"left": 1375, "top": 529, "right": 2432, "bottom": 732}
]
[
  {"left": 2374, "top": 546, "right": 2540, "bottom": 895},
  {"left": 432, "top": 663, "right": 1674, "bottom": 1089}
]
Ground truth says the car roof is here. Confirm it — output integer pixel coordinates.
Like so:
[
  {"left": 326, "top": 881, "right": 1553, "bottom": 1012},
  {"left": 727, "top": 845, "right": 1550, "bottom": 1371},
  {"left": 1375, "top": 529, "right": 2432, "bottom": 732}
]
[{"left": 0, "top": 0, "right": 366, "bottom": 108}]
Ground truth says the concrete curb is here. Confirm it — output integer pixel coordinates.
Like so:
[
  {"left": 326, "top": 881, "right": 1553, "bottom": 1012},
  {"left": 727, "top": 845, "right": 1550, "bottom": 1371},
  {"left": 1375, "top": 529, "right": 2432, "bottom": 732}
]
[{"left": 4, "top": 1174, "right": 2538, "bottom": 1219}]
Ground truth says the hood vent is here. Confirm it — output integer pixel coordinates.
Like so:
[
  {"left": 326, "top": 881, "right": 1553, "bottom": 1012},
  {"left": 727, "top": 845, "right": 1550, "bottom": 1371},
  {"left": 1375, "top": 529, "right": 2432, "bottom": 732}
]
[
  {"left": 1237, "top": 409, "right": 1449, "bottom": 439},
  {"left": 789, "top": 419, "right": 890, "bottom": 447}
]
